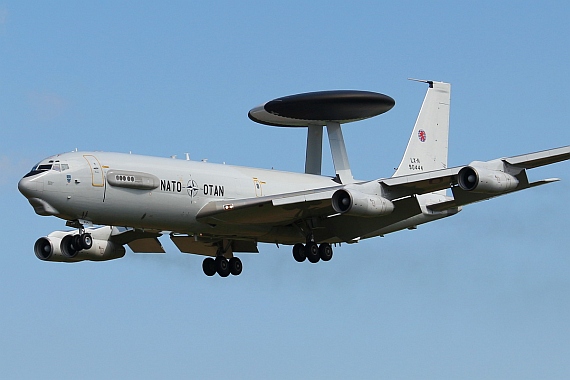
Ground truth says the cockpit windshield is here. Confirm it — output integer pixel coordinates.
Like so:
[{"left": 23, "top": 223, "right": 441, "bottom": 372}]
[
  {"left": 23, "top": 160, "right": 70, "bottom": 178},
  {"left": 37, "top": 164, "right": 53, "bottom": 171}
]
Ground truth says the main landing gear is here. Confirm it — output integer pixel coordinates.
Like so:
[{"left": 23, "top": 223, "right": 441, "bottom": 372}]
[
  {"left": 292, "top": 242, "right": 333, "bottom": 263},
  {"left": 201, "top": 241, "right": 243, "bottom": 277},
  {"left": 202, "top": 256, "right": 243, "bottom": 277},
  {"left": 61, "top": 224, "right": 93, "bottom": 258}
]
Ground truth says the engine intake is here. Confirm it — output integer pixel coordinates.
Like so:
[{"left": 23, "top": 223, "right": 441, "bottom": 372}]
[
  {"left": 332, "top": 189, "right": 394, "bottom": 217},
  {"left": 458, "top": 166, "right": 519, "bottom": 193}
]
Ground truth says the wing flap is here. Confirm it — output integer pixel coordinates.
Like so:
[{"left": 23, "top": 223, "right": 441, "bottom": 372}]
[
  {"left": 171, "top": 236, "right": 219, "bottom": 256},
  {"left": 127, "top": 237, "right": 165, "bottom": 253},
  {"left": 170, "top": 236, "right": 258, "bottom": 257}
]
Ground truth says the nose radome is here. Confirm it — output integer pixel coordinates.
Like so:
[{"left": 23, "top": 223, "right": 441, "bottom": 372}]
[{"left": 18, "top": 177, "right": 39, "bottom": 198}]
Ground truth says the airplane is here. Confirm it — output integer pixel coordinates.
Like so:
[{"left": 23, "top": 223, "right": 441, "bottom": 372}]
[{"left": 18, "top": 80, "right": 570, "bottom": 277}]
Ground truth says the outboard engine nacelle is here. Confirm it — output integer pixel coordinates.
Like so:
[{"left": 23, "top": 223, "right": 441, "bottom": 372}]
[
  {"left": 458, "top": 165, "right": 519, "bottom": 194},
  {"left": 332, "top": 189, "right": 394, "bottom": 217}
]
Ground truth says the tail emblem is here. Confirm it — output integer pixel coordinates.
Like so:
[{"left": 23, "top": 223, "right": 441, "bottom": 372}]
[{"left": 418, "top": 129, "right": 427, "bottom": 142}]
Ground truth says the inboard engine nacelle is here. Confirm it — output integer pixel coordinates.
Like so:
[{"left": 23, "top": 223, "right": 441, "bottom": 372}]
[
  {"left": 34, "top": 227, "right": 125, "bottom": 263},
  {"left": 332, "top": 189, "right": 394, "bottom": 217},
  {"left": 458, "top": 161, "right": 519, "bottom": 194}
]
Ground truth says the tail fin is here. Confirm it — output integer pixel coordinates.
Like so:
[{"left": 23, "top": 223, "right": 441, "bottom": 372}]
[{"left": 393, "top": 80, "right": 451, "bottom": 181}]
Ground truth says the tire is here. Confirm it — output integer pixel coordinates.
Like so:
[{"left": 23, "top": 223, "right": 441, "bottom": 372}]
[
  {"left": 306, "top": 242, "right": 320, "bottom": 263},
  {"left": 215, "top": 256, "right": 230, "bottom": 277},
  {"left": 80, "top": 233, "right": 93, "bottom": 250},
  {"left": 202, "top": 257, "right": 216, "bottom": 276},
  {"left": 319, "top": 243, "right": 333, "bottom": 261},
  {"left": 292, "top": 243, "right": 306, "bottom": 262},
  {"left": 71, "top": 234, "right": 82, "bottom": 252},
  {"left": 229, "top": 257, "right": 243, "bottom": 276}
]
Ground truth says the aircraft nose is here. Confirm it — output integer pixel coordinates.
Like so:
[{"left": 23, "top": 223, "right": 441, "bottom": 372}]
[{"left": 18, "top": 176, "right": 38, "bottom": 198}]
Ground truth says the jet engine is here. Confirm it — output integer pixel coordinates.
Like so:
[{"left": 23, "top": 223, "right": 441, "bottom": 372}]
[
  {"left": 33, "top": 227, "right": 125, "bottom": 262},
  {"left": 457, "top": 165, "right": 519, "bottom": 194},
  {"left": 332, "top": 189, "right": 394, "bottom": 217}
]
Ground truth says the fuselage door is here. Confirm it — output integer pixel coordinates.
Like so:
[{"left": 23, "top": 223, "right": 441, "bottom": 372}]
[
  {"left": 83, "top": 155, "right": 105, "bottom": 187},
  {"left": 253, "top": 177, "right": 265, "bottom": 197}
]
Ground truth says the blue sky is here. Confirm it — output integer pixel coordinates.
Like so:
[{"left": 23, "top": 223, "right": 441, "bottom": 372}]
[{"left": 1, "top": 1, "right": 570, "bottom": 378}]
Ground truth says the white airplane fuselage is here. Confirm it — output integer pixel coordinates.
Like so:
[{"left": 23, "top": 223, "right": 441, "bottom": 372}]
[{"left": 18, "top": 151, "right": 452, "bottom": 245}]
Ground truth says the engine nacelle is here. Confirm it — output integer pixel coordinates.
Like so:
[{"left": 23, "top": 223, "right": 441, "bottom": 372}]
[
  {"left": 332, "top": 189, "right": 394, "bottom": 217},
  {"left": 34, "top": 236, "right": 75, "bottom": 262},
  {"left": 457, "top": 165, "right": 519, "bottom": 194},
  {"left": 34, "top": 227, "right": 126, "bottom": 262}
]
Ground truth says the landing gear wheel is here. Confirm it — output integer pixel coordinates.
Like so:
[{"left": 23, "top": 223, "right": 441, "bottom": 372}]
[
  {"left": 229, "top": 257, "right": 242, "bottom": 276},
  {"left": 319, "top": 243, "right": 333, "bottom": 261},
  {"left": 306, "top": 242, "right": 320, "bottom": 263},
  {"left": 202, "top": 257, "right": 216, "bottom": 276},
  {"left": 215, "top": 256, "right": 230, "bottom": 277},
  {"left": 292, "top": 243, "right": 306, "bottom": 262},
  {"left": 80, "top": 233, "right": 93, "bottom": 250},
  {"left": 71, "top": 234, "right": 82, "bottom": 252}
]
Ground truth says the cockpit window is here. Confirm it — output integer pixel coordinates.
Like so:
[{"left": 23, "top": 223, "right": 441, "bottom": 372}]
[
  {"left": 23, "top": 163, "right": 53, "bottom": 178},
  {"left": 23, "top": 159, "right": 70, "bottom": 178}
]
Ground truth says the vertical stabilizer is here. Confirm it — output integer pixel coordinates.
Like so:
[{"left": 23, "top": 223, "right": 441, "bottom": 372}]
[{"left": 393, "top": 81, "right": 451, "bottom": 184}]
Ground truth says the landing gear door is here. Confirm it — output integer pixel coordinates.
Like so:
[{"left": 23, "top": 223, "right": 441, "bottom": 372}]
[{"left": 83, "top": 155, "right": 105, "bottom": 187}]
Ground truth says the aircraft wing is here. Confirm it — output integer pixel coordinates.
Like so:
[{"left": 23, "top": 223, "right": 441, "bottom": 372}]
[
  {"left": 503, "top": 145, "right": 570, "bottom": 169},
  {"left": 427, "top": 176, "right": 559, "bottom": 212},
  {"left": 381, "top": 145, "right": 570, "bottom": 200},
  {"left": 196, "top": 146, "right": 570, "bottom": 228},
  {"left": 196, "top": 185, "right": 342, "bottom": 225},
  {"left": 380, "top": 168, "right": 460, "bottom": 198}
]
